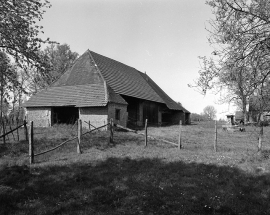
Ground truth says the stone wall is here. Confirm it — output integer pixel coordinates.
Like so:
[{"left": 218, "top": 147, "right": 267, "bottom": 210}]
[
  {"left": 26, "top": 107, "right": 51, "bottom": 127},
  {"left": 79, "top": 107, "right": 108, "bottom": 130},
  {"left": 108, "top": 103, "right": 128, "bottom": 127}
]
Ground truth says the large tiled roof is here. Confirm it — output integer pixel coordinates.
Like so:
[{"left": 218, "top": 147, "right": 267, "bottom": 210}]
[
  {"left": 24, "top": 49, "right": 187, "bottom": 112},
  {"left": 24, "top": 84, "right": 127, "bottom": 107},
  {"left": 89, "top": 50, "right": 185, "bottom": 111},
  {"left": 89, "top": 51, "right": 163, "bottom": 104}
]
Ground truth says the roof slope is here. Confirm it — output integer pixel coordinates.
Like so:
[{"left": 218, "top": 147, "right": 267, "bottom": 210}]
[
  {"left": 89, "top": 50, "right": 185, "bottom": 111},
  {"left": 24, "top": 50, "right": 187, "bottom": 111},
  {"left": 89, "top": 51, "right": 163, "bottom": 104},
  {"left": 139, "top": 72, "right": 190, "bottom": 112},
  {"left": 24, "top": 84, "right": 127, "bottom": 107}
]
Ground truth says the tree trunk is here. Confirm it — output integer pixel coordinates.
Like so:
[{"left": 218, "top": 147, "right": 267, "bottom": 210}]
[{"left": 242, "top": 98, "right": 248, "bottom": 124}]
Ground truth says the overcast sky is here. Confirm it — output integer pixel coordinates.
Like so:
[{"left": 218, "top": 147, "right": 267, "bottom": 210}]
[{"left": 39, "top": 0, "right": 236, "bottom": 119}]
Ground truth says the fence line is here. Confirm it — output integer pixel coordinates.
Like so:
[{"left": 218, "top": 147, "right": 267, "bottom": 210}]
[
  {"left": 34, "top": 136, "right": 78, "bottom": 157},
  {"left": 0, "top": 122, "right": 25, "bottom": 139},
  {"left": 114, "top": 121, "right": 181, "bottom": 147},
  {"left": 32, "top": 122, "right": 110, "bottom": 159},
  {"left": 81, "top": 123, "right": 108, "bottom": 136},
  {"left": 28, "top": 118, "right": 187, "bottom": 164},
  {"left": 84, "top": 121, "right": 98, "bottom": 130}
]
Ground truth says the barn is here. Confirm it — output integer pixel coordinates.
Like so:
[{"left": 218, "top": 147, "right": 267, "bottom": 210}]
[{"left": 24, "top": 50, "right": 190, "bottom": 128}]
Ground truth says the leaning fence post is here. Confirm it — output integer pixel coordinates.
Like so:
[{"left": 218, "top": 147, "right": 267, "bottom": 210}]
[
  {"left": 77, "top": 119, "right": 82, "bottom": 154},
  {"left": 88, "top": 120, "right": 91, "bottom": 130},
  {"left": 109, "top": 118, "right": 114, "bottom": 144},
  {"left": 29, "top": 121, "right": 34, "bottom": 164},
  {"left": 145, "top": 119, "right": 148, "bottom": 147},
  {"left": 214, "top": 120, "right": 217, "bottom": 152},
  {"left": 178, "top": 120, "right": 182, "bottom": 150},
  {"left": 24, "top": 120, "right": 28, "bottom": 141}
]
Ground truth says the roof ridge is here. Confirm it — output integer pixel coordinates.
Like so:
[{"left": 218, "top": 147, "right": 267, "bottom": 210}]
[
  {"left": 87, "top": 50, "right": 108, "bottom": 103},
  {"left": 89, "top": 50, "right": 138, "bottom": 71},
  {"left": 50, "top": 51, "right": 86, "bottom": 87}
]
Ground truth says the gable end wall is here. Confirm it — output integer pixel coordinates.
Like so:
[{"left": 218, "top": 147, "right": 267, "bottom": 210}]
[
  {"left": 79, "top": 107, "right": 108, "bottom": 130},
  {"left": 108, "top": 103, "right": 127, "bottom": 127},
  {"left": 26, "top": 107, "right": 51, "bottom": 127}
]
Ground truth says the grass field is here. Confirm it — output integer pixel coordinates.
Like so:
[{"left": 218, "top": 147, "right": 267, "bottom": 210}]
[{"left": 1, "top": 121, "right": 270, "bottom": 214}]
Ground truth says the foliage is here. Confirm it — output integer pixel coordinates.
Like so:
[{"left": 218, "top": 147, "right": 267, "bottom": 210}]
[
  {"left": 22, "top": 44, "right": 79, "bottom": 95},
  {"left": 0, "top": 52, "right": 23, "bottom": 118},
  {"left": 194, "top": 0, "right": 270, "bottom": 122},
  {"left": 203, "top": 105, "right": 217, "bottom": 120},
  {"left": 43, "top": 43, "right": 79, "bottom": 85},
  {"left": 0, "top": 0, "right": 54, "bottom": 71},
  {"left": 190, "top": 113, "right": 208, "bottom": 122}
]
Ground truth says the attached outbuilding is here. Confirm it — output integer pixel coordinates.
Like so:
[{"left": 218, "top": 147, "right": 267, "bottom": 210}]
[{"left": 24, "top": 50, "right": 190, "bottom": 128}]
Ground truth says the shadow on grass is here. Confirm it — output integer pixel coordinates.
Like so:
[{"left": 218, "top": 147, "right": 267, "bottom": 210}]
[{"left": 1, "top": 158, "right": 270, "bottom": 215}]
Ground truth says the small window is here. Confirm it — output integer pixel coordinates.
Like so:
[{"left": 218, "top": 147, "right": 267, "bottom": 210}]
[{"left": 115, "top": 109, "right": 121, "bottom": 120}]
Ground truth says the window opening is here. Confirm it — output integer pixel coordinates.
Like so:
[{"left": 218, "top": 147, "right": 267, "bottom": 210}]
[{"left": 115, "top": 109, "right": 121, "bottom": 120}]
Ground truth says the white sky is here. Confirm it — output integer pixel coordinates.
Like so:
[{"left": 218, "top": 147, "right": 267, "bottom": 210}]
[{"left": 39, "top": 0, "right": 236, "bottom": 119}]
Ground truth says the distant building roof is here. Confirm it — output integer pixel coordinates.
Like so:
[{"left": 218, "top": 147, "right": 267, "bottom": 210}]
[{"left": 24, "top": 50, "right": 188, "bottom": 112}]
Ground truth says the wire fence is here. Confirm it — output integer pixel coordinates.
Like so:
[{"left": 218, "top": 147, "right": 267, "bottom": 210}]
[
  {"left": 28, "top": 120, "right": 111, "bottom": 164},
  {"left": 18, "top": 118, "right": 269, "bottom": 165}
]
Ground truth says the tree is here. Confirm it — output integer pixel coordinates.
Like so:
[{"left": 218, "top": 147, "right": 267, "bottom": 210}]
[
  {"left": 0, "top": 52, "right": 21, "bottom": 142},
  {"left": 43, "top": 43, "right": 79, "bottom": 84},
  {"left": 194, "top": 0, "right": 270, "bottom": 152},
  {"left": 203, "top": 105, "right": 217, "bottom": 120},
  {"left": 21, "top": 43, "right": 79, "bottom": 95},
  {"left": 193, "top": 0, "right": 270, "bottom": 124},
  {"left": 190, "top": 113, "right": 208, "bottom": 122},
  {"left": 0, "top": 0, "right": 53, "bottom": 70}
]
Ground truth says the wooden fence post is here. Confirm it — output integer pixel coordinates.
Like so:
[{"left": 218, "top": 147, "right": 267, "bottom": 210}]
[
  {"left": 214, "top": 120, "right": 217, "bottom": 152},
  {"left": 88, "top": 120, "right": 91, "bottom": 130},
  {"left": 16, "top": 118, "right": 19, "bottom": 141},
  {"left": 178, "top": 120, "right": 182, "bottom": 150},
  {"left": 258, "top": 125, "right": 263, "bottom": 152},
  {"left": 77, "top": 119, "right": 82, "bottom": 154},
  {"left": 24, "top": 120, "right": 28, "bottom": 141},
  {"left": 145, "top": 119, "right": 148, "bottom": 147},
  {"left": 109, "top": 118, "right": 114, "bottom": 144},
  {"left": 2, "top": 119, "right": 6, "bottom": 144},
  {"left": 29, "top": 121, "right": 34, "bottom": 164}
]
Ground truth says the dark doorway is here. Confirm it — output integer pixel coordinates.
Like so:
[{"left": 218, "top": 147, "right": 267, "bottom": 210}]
[
  {"left": 143, "top": 101, "right": 158, "bottom": 125},
  {"left": 121, "top": 95, "right": 140, "bottom": 126},
  {"left": 52, "top": 106, "right": 79, "bottom": 125}
]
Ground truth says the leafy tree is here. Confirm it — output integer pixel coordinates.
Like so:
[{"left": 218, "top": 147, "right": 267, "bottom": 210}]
[
  {"left": 43, "top": 43, "right": 79, "bottom": 84},
  {"left": 203, "top": 105, "right": 217, "bottom": 120},
  {"left": 190, "top": 113, "right": 208, "bottom": 122},
  {"left": 21, "top": 43, "right": 79, "bottom": 95},
  {"left": 193, "top": 0, "right": 270, "bottom": 124},
  {"left": 0, "top": 52, "right": 21, "bottom": 142},
  {"left": 0, "top": 0, "right": 53, "bottom": 70}
]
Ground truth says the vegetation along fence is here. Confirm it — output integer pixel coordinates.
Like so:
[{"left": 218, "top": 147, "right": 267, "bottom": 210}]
[
  {"left": 28, "top": 120, "right": 111, "bottom": 164},
  {"left": 25, "top": 118, "right": 242, "bottom": 165},
  {"left": 0, "top": 119, "right": 28, "bottom": 144}
]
